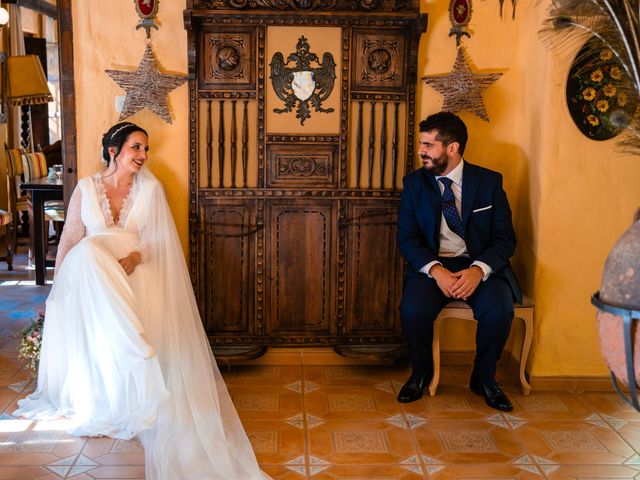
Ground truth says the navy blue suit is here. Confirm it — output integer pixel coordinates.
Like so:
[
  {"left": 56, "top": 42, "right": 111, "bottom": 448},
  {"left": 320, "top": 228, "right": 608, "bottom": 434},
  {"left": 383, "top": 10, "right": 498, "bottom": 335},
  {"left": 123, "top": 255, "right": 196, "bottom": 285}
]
[{"left": 398, "top": 161, "right": 521, "bottom": 384}]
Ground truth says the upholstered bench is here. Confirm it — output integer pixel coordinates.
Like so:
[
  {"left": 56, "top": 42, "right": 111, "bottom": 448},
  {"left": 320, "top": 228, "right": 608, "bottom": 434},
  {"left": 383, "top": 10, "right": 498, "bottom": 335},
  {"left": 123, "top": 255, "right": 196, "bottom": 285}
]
[{"left": 428, "top": 295, "right": 534, "bottom": 396}]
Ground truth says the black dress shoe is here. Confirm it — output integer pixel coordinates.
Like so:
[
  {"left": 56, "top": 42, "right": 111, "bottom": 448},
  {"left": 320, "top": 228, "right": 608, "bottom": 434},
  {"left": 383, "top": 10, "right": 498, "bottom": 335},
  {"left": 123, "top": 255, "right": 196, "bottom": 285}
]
[
  {"left": 469, "top": 377, "right": 513, "bottom": 412},
  {"left": 397, "top": 377, "right": 426, "bottom": 403}
]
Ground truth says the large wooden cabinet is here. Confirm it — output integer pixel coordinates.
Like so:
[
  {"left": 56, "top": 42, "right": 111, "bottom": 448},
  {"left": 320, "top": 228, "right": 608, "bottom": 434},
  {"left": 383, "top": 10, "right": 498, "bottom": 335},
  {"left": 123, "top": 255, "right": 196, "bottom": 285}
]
[{"left": 184, "top": 0, "right": 427, "bottom": 359}]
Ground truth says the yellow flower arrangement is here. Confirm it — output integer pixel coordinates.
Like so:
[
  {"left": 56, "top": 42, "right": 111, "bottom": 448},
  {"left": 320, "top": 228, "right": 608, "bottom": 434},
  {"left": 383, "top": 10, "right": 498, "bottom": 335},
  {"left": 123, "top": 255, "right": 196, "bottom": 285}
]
[
  {"left": 547, "top": 2, "right": 640, "bottom": 151},
  {"left": 567, "top": 38, "right": 636, "bottom": 141},
  {"left": 587, "top": 114, "right": 600, "bottom": 126},
  {"left": 610, "top": 66, "right": 622, "bottom": 80},
  {"left": 596, "top": 99, "right": 610, "bottom": 112},
  {"left": 603, "top": 84, "right": 617, "bottom": 97},
  {"left": 582, "top": 87, "right": 596, "bottom": 100},
  {"left": 600, "top": 49, "right": 613, "bottom": 61},
  {"left": 591, "top": 69, "right": 604, "bottom": 82},
  {"left": 618, "top": 92, "right": 628, "bottom": 106}
]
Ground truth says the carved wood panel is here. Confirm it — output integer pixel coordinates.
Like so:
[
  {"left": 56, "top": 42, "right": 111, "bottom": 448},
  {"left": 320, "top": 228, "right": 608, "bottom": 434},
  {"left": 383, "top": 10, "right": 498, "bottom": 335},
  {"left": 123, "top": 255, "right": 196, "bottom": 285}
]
[
  {"left": 199, "top": 28, "right": 255, "bottom": 90},
  {"left": 265, "top": 200, "right": 335, "bottom": 336},
  {"left": 200, "top": 201, "right": 255, "bottom": 336},
  {"left": 266, "top": 200, "right": 335, "bottom": 336},
  {"left": 192, "top": 0, "right": 416, "bottom": 11},
  {"left": 343, "top": 201, "right": 402, "bottom": 336},
  {"left": 351, "top": 30, "right": 406, "bottom": 91},
  {"left": 185, "top": 1, "right": 426, "bottom": 359},
  {"left": 266, "top": 143, "right": 338, "bottom": 188}
]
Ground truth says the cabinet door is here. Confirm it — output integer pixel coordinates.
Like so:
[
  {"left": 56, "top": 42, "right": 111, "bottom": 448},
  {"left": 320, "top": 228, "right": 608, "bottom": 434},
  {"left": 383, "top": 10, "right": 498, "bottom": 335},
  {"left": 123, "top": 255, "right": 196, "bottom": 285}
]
[
  {"left": 200, "top": 200, "right": 256, "bottom": 337},
  {"left": 265, "top": 199, "right": 336, "bottom": 339},
  {"left": 343, "top": 201, "right": 402, "bottom": 337}
]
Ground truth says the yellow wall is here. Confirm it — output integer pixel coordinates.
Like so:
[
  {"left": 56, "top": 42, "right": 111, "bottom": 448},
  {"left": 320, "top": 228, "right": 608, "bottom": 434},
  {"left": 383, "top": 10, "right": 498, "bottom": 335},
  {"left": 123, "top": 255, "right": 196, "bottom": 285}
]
[
  {"left": 72, "top": 0, "right": 189, "bottom": 250},
  {"left": 420, "top": 0, "right": 640, "bottom": 377},
  {"left": 72, "top": 0, "right": 640, "bottom": 378}
]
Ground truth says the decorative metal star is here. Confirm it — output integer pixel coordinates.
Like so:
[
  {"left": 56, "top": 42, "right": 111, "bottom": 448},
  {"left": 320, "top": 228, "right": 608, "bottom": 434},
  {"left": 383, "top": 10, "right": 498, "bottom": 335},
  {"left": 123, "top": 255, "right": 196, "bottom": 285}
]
[
  {"left": 105, "top": 44, "right": 187, "bottom": 124},
  {"left": 422, "top": 47, "right": 503, "bottom": 122}
]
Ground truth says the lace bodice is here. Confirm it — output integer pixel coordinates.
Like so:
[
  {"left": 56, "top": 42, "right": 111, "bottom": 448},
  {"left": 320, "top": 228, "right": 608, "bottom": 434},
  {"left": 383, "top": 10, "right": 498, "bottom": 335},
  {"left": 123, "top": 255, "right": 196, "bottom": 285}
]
[
  {"left": 54, "top": 173, "right": 145, "bottom": 274},
  {"left": 93, "top": 173, "right": 137, "bottom": 228}
]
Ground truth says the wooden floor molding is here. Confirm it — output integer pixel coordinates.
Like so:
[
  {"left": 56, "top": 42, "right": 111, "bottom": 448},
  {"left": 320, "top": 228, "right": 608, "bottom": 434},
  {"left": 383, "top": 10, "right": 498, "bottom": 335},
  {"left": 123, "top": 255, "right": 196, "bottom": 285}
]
[
  {"left": 529, "top": 375, "right": 615, "bottom": 392},
  {"left": 227, "top": 347, "right": 616, "bottom": 392},
  {"left": 224, "top": 347, "right": 396, "bottom": 366}
]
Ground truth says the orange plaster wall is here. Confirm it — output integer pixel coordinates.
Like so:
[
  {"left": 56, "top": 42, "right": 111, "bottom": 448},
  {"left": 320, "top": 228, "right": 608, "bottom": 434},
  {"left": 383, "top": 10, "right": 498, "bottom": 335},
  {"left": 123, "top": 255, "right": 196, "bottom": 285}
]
[
  {"left": 418, "top": 0, "right": 533, "bottom": 359},
  {"left": 419, "top": 0, "right": 640, "bottom": 377},
  {"left": 71, "top": 0, "right": 640, "bottom": 377},
  {"left": 72, "top": 0, "right": 189, "bottom": 251}
]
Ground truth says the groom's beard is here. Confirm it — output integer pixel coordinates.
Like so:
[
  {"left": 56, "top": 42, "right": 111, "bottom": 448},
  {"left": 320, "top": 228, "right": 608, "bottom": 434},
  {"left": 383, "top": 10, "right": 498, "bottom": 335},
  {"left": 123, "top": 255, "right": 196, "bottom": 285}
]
[{"left": 422, "top": 151, "right": 450, "bottom": 176}]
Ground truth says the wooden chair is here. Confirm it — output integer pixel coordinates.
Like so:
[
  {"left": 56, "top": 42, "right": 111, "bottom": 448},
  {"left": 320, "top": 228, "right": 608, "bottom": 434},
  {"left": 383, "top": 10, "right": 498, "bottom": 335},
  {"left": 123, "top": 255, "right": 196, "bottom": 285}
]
[
  {"left": 4, "top": 147, "right": 65, "bottom": 266},
  {"left": 4, "top": 145, "right": 29, "bottom": 249},
  {"left": 20, "top": 151, "right": 65, "bottom": 246},
  {"left": 428, "top": 295, "right": 534, "bottom": 396}
]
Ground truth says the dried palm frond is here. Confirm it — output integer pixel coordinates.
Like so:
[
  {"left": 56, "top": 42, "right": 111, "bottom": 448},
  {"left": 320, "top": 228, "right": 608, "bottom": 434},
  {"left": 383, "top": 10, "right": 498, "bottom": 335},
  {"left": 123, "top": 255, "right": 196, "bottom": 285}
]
[{"left": 542, "top": 0, "right": 640, "bottom": 153}]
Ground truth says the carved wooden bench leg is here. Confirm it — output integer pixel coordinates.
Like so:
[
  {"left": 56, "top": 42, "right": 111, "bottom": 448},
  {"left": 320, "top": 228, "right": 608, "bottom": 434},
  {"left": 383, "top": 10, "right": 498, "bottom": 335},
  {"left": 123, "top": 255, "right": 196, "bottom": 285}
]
[
  {"left": 516, "top": 308, "right": 534, "bottom": 395},
  {"left": 428, "top": 317, "right": 442, "bottom": 397},
  {"left": 427, "top": 297, "right": 534, "bottom": 397}
]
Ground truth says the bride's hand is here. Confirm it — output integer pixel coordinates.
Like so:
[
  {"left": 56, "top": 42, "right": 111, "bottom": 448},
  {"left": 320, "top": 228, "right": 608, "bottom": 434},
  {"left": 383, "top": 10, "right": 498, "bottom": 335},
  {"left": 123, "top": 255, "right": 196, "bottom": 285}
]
[{"left": 118, "top": 252, "right": 142, "bottom": 275}]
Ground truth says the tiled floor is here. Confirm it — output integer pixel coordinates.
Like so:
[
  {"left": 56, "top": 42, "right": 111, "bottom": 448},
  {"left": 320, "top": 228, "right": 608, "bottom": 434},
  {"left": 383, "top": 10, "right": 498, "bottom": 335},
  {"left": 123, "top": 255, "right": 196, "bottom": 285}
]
[{"left": 0, "top": 245, "right": 639, "bottom": 479}]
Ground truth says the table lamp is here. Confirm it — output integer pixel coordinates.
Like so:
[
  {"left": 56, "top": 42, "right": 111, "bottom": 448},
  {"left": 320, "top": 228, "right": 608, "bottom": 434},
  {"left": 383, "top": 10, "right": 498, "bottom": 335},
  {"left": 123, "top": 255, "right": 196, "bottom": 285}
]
[{"left": 6, "top": 54, "right": 53, "bottom": 150}]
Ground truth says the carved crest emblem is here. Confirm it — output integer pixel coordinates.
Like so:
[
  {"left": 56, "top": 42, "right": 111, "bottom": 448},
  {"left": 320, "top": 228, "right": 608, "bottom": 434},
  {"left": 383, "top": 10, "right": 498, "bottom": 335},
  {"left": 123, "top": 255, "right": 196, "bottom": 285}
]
[
  {"left": 270, "top": 36, "right": 336, "bottom": 125},
  {"left": 134, "top": 0, "right": 160, "bottom": 38},
  {"left": 448, "top": 0, "right": 473, "bottom": 46}
]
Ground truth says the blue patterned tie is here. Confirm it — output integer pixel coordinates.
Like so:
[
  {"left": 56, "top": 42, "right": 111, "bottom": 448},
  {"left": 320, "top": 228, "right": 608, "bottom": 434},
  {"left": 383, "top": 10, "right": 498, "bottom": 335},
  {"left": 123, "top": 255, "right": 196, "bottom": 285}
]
[{"left": 438, "top": 177, "right": 464, "bottom": 239}]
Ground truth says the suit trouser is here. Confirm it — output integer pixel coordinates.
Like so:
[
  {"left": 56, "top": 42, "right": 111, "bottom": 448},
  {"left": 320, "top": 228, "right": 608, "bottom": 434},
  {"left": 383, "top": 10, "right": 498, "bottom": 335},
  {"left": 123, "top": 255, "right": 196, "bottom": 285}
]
[{"left": 399, "top": 257, "right": 514, "bottom": 385}]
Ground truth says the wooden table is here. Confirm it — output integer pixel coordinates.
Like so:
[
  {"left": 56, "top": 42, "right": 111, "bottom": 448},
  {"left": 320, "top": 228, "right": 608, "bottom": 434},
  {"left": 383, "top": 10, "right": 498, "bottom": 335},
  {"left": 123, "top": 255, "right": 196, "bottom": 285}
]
[{"left": 19, "top": 177, "right": 64, "bottom": 285}]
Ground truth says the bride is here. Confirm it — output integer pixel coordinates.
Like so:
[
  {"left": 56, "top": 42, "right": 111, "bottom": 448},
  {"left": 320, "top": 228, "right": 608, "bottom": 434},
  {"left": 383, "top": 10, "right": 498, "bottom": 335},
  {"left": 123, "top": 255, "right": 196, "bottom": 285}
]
[{"left": 14, "top": 122, "right": 270, "bottom": 480}]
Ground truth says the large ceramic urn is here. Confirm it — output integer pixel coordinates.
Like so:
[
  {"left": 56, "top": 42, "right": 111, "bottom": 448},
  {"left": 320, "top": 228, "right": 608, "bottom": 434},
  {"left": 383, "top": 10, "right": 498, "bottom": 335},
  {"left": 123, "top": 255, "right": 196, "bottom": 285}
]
[{"left": 595, "top": 214, "right": 640, "bottom": 400}]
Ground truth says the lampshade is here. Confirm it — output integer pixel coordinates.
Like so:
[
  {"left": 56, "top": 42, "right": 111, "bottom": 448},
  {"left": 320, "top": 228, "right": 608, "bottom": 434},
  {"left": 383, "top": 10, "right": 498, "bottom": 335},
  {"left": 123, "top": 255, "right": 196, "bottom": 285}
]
[
  {"left": 0, "top": 8, "right": 8, "bottom": 27},
  {"left": 6, "top": 55, "right": 53, "bottom": 106}
]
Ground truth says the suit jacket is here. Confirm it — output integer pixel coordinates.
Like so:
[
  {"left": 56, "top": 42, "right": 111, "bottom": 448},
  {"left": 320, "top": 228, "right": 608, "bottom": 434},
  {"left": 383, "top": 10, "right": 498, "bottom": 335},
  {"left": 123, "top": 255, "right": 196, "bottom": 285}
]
[{"left": 397, "top": 161, "right": 522, "bottom": 304}]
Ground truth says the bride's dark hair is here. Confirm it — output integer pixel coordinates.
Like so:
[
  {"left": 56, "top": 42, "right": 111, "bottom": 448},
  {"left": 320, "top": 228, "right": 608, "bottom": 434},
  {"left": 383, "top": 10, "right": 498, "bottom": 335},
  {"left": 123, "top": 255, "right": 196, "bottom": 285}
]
[{"left": 101, "top": 122, "right": 148, "bottom": 166}]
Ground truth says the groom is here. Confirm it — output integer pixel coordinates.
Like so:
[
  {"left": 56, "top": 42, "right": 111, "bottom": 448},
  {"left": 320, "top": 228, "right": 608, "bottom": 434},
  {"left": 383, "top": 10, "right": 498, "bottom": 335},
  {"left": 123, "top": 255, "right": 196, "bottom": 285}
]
[{"left": 397, "top": 111, "right": 521, "bottom": 412}]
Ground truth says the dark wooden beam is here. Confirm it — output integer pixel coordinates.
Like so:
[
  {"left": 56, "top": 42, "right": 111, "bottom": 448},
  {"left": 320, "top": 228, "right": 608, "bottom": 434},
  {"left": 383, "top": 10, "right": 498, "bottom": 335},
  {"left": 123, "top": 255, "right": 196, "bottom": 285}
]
[
  {"left": 57, "top": 0, "right": 76, "bottom": 206},
  {"left": 17, "top": 0, "right": 57, "bottom": 19}
]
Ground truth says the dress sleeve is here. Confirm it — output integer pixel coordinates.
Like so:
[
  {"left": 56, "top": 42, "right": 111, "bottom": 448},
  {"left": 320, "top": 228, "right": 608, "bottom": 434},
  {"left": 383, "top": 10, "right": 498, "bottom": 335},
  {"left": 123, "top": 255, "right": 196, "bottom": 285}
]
[
  {"left": 54, "top": 185, "right": 86, "bottom": 275},
  {"left": 134, "top": 214, "right": 151, "bottom": 263}
]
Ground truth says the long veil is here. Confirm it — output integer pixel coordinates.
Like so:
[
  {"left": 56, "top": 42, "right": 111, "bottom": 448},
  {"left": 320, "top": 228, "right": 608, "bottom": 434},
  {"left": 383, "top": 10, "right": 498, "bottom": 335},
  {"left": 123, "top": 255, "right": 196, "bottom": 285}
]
[{"left": 135, "top": 168, "right": 269, "bottom": 479}]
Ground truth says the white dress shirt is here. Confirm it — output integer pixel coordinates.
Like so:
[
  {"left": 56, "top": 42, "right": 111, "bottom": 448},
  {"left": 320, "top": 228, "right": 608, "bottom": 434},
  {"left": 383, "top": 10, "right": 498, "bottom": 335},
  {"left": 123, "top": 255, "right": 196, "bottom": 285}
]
[{"left": 419, "top": 160, "right": 492, "bottom": 280}]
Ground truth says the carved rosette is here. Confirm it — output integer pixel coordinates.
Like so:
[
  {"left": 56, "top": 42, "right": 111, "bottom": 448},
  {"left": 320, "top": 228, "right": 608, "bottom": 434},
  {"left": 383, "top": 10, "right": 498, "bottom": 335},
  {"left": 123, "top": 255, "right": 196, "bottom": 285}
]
[
  {"left": 352, "top": 32, "right": 405, "bottom": 90},
  {"left": 209, "top": 38, "right": 245, "bottom": 79},
  {"left": 361, "top": 40, "right": 399, "bottom": 83},
  {"left": 194, "top": 0, "right": 412, "bottom": 11},
  {"left": 201, "top": 30, "right": 255, "bottom": 89},
  {"left": 278, "top": 156, "right": 327, "bottom": 177}
]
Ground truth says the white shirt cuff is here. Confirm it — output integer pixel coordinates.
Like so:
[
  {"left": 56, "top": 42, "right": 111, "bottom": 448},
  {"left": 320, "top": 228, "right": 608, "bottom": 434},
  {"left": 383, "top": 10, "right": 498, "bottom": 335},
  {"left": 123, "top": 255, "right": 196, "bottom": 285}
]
[
  {"left": 471, "top": 260, "right": 492, "bottom": 281},
  {"left": 420, "top": 261, "right": 441, "bottom": 278}
]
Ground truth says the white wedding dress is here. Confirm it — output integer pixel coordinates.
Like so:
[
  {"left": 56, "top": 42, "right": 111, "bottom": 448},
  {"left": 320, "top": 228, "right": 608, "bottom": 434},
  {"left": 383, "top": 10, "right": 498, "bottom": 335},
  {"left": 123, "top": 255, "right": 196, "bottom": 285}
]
[{"left": 15, "top": 167, "right": 270, "bottom": 480}]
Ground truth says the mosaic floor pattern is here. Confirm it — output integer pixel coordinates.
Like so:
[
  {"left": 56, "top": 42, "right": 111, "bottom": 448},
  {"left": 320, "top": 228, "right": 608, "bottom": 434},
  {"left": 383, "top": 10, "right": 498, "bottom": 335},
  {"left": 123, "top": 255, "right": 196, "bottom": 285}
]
[{"left": 0, "top": 247, "right": 639, "bottom": 479}]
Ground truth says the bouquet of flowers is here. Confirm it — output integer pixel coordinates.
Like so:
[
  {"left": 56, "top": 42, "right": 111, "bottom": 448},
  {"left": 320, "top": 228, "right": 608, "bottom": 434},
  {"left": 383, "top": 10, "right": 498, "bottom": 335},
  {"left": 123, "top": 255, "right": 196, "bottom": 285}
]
[{"left": 18, "top": 312, "right": 44, "bottom": 377}]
